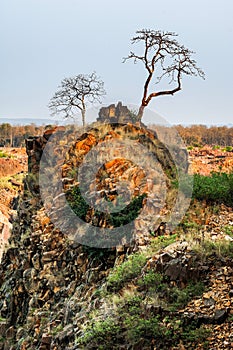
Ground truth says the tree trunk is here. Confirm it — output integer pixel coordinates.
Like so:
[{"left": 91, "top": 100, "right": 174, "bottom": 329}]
[
  {"left": 137, "top": 104, "right": 145, "bottom": 122},
  {"left": 81, "top": 109, "right": 86, "bottom": 128}
]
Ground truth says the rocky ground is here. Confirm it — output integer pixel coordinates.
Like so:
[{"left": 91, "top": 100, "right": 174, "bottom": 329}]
[
  {"left": 189, "top": 146, "right": 233, "bottom": 175},
  {"left": 0, "top": 129, "right": 232, "bottom": 349},
  {"left": 0, "top": 147, "right": 27, "bottom": 260},
  {"left": 0, "top": 148, "right": 27, "bottom": 177}
]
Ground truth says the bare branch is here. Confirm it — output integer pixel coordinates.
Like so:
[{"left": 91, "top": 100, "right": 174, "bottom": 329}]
[
  {"left": 123, "top": 29, "right": 205, "bottom": 121},
  {"left": 48, "top": 72, "right": 106, "bottom": 127}
]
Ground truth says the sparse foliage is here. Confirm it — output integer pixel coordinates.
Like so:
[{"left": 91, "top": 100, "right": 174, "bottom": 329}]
[
  {"left": 48, "top": 72, "right": 106, "bottom": 127},
  {"left": 124, "top": 29, "right": 205, "bottom": 121}
]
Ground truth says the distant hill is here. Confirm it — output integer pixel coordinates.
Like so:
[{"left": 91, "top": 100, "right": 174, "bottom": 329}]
[{"left": 0, "top": 118, "right": 69, "bottom": 126}]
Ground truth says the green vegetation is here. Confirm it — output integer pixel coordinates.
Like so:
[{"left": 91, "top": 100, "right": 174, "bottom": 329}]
[
  {"left": 137, "top": 270, "right": 205, "bottom": 312},
  {"left": 150, "top": 234, "right": 177, "bottom": 250},
  {"left": 192, "top": 172, "right": 233, "bottom": 206},
  {"left": 180, "top": 324, "right": 210, "bottom": 347},
  {"left": 0, "top": 172, "right": 24, "bottom": 190},
  {"left": 0, "top": 150, "right": 14, "bottom": 158},
  {"left": 124, "top": 313, "right": 162, "bottom": 344},
  {"left": 76, "top": 222, "right": 210, "bottom": 349},
  {"left": 0, "top": 151, "right": 8, "bottom": 158},
  {"left": 212, "top": 145, "right": 221, "bottom": 150},
  {"left": 224, "top": 225, "right": 233, "bottom": 237},
  {"left": 194, "top": 240, "right": 233, "bottom": 260},
  {"left": 137, "top": 270, "right": 163, "bottom": 293},
  {"left": 223, "top": 146, "right": 233, "bottom": 152},
  {"left": 66, "top": 186, "right": 89, "bottom": 221},
  {"left": 167, "top": 282, "right": 205, "bottom": 311},
  {"left": 77, "top": 278, "right": 209, "bottom": 349},
  {"left": 107, "top": 252, "right": 147, "bottom": 292},
  {"left": 66, "top": 185, "right": 147, "bottom": 227},
  {"left": 78, "top": 318, "right": 121, "bottom": 350},
  {"left": 109, "top": 194, "right": 147, "bottom": 227}
]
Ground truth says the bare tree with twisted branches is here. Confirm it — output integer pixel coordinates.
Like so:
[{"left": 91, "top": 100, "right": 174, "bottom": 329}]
[
  {"left": 124, "top": 29, "right": 205, "bottom": 121},
  {"left": 48, "top": 72, "right": 106, "bottom": 127}
]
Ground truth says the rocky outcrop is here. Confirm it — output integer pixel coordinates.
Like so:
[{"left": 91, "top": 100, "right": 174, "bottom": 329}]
[
  {"left": 0, "top": 122, "right": 180, "bottom": 349},
  {"left": 0, "top": 179, "right": 120, "bottom": 349},
  {"left": 96, "top": 101, "right": 134, "bottom": 124},
  {"left": 1, "top": 123, "right": 233, "bottom": 349}
]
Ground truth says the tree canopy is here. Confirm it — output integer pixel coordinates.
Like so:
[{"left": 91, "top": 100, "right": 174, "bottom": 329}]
[
  {"left": 48, "top": 72, "right": 106, "bottom": 127},
  {"left": 124, "top": 29, "right": 205, "bottom": 121}
]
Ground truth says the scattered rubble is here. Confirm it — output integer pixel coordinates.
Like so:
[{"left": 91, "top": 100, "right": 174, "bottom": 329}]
[{"left": 189, "top": 146, "right": 233, "bottom": 175}]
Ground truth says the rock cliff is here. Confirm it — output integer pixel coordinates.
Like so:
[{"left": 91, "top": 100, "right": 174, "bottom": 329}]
[{"left": 0, "top": 123, "right": 232, "bottom": 349}]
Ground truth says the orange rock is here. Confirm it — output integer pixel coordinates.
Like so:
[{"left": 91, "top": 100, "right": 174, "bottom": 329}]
[{"left": 41, "top": 216, "right": 50, "bottom": 228}]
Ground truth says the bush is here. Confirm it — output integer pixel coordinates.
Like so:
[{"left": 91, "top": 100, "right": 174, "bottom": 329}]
[
  {"left": 78, "top": 318, "right": 121, "bottom": 349},
  {"left": 0, "top": 151, "right": 13, "bottom": 158},
  {"left": 167, "top": 281, "right": 205, "bottom": 311},
  {"left": 66, "top": 186, "right": 89, "bottom": 220},
  {"left": 192, "top": 172, "right": 233, "bottom": 207},
  {"left": 194, "top": 240, "right": 233, "bottom": 260},
  {"left": 223, "top": 146, "right": 232, "bottom": 152},
  {"left": 124, "top": 314, "right": 161, "bottom": 342},
  {"left": 66, "top": 185, "right": 146, "bottom": 227},
  {"left": 107, "top": 253, "right": 147, "bottom": 292},
  {"left": 181, "top": 324, "right": 210, "bottom": 345},
  {"left": 137, "top": 270, "right": 164, "bottom": 293}
]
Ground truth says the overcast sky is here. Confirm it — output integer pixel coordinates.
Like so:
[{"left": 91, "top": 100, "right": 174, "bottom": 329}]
[{"left": 1, "top": 0, "right": 232, "bottom": 125}]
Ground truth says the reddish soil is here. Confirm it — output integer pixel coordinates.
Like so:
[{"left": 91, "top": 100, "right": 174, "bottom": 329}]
[
  {"left": 0, "top": 147, "right": 27, "bottom": 177},
  {"left": 189, "top": 146, "right": 233, "bottom": 175}
]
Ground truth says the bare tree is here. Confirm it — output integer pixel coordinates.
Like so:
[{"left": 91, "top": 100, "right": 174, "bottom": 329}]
[
  {"left": 124, "top": 29, "right": 205, "bottom": 121},
  {"left": 48, "top": 72, "right": 106, "bottom": 127}
]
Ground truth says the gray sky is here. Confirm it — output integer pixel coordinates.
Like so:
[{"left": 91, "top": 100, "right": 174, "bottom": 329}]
[{"left": 1, "top": 0, "right": 232, "bottom": 125}]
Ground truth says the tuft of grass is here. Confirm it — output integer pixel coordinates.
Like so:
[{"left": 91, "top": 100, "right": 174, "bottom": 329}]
[
  {"left": 107, "top": 253, "right": 147, "bottom": 292},
  {"left": 0, "top": 150, "right": 15, "bottom": 158},
  {"left": 150, "top": 234, "right": 178, "bottom": 251},
  {"left": 193, "top": 239, "right": 233, "bottom": 261},
  {"left": 224, "top": 225, "right": 233, "bottom": 237}
]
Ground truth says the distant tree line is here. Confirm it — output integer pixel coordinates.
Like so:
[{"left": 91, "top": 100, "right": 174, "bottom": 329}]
[
  {"left": 0, "top": 123, "right": 46, "bottom": 147},
  {"left": 175, "top": 125, "right": 233, "bottom": 147},
  {"left": 1, "top": 123, "right": 232, "bottom": 148}
]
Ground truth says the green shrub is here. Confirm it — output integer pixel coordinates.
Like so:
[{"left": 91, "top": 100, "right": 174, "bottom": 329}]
[
  {"left": 181, "top": 324, "right": 210, "bottom": 345},
  {"left": 150, "top": 234, "right": 177, "bottom": 251},
  {"left": 66, "top": 185, "right": 146, "bottom": 227},
  {"left": 192, "top": 172, "right": 233, "bottom": 207},
  {"left": 223, "top": 146, "right": 232, "bottom": 152},
  {"left": 0, "top": 151, "right": 7, "bottom": 158},
  {"left": 0, "top": 151, "right": 14, "bottom": 158},
  {"left": 124, "top": 314, "right": 161, "bottom": 342},
  {"left": 167, "top": 281, "right": 205, "bottom": 311},
  {"left": 224, "top": 225, "right": 233, "bottom": 237},
  {"left": 78, "top": 318, "right": 121, "bottom": 349},
  {"left": 137, "top": 270, "right": 164, "bottom": 293},
  {"left": 107, "top": 253, "right": 147, "bottom": 292},
  {"left": 109, "top": 193, "right": 147, "bottom": 227},
  {"left": 66, "top": 186, "right": 89, "bottom": 220}
]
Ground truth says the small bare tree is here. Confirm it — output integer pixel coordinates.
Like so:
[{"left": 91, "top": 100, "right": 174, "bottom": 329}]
[
  {"left": 124, "top": 29, "right": 205, "bottom": 121},
  {"left": 49, "top": 72, "right": 106, "bottom": 127}
]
